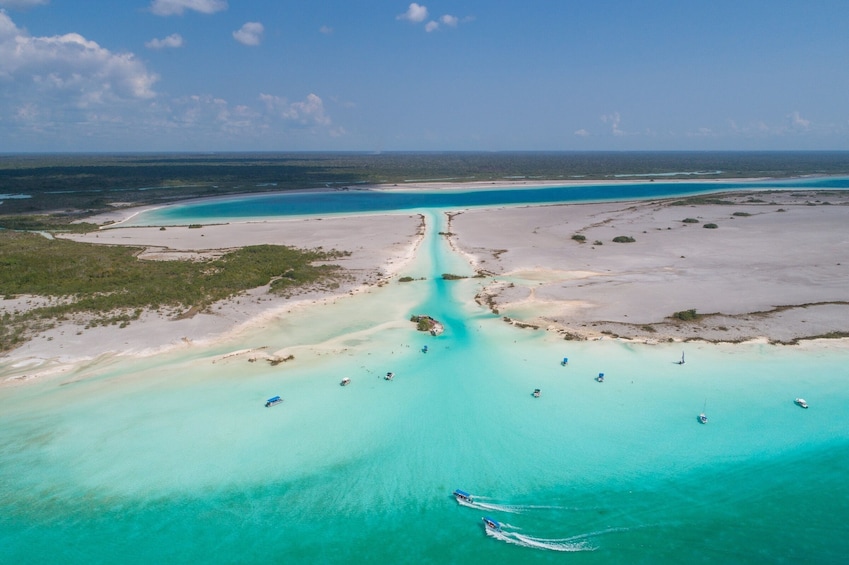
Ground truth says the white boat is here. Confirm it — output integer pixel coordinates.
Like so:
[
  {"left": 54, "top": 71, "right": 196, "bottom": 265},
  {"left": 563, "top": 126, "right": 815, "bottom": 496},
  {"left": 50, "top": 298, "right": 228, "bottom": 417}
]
[
  {"left": 698, "top": 400, "right": 707, "bottom": 424},
  {"left": 264, "top": 395, "right": 283, "bottom": 407},
  {"left": 794, "top": 398, "right": 808, "bottom": 409},
  {"left": 453, "top": 489, "right": 473, "bottom": 503},
  {"left": 483, "top": 517, "right": 502, "bottom": 532},
  {"left": 533, "top": 388, "right": 541, "bottom": 398},
  {"left": 340, "top": 377, "right": 351, "bottom": 386},
  {"left": 677, "top": 351, "right": 685, "bottom": 365},
  {"left": 384, "top": 372, "right": 395, "bottom": 381},
  {"left": 596, "top": 372, "right": 604, "bottom": 382}
]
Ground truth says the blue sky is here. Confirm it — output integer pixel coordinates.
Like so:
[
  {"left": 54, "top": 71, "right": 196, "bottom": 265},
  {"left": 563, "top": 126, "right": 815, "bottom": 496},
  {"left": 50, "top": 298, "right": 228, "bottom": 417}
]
[{"left": 1, "top": 0, "right": 848, "bottom": 152}]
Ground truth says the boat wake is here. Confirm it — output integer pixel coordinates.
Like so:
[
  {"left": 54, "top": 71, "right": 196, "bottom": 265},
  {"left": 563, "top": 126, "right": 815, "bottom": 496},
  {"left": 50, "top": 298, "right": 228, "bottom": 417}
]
[
  {"left": 458, "top": 495, "right": 567, "bottom": 514},
  {"left": 485, "top": 526, "right": 596, "bottom": 552}
]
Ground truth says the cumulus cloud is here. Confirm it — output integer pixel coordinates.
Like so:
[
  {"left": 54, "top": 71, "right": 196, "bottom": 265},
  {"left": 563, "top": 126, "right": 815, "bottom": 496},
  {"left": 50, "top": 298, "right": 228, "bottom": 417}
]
[
  {"left": 0, "top": 11, "right": 158, "bottom": 101},
  {"left": 260, "top": 93, "right": 331, "bottom": 127},
  {"left": 440, "top": 14, "right": 458, "bottom": 27},
  {"left": 601, "top": 112, "right": 624, "bottom": 136},
  {"left": 145, "top": 33, "right": 184, "bottom": 49},
  {"left": 425, "top": 20, "right": 438, "bottom": 32},
  {"left": 319, "top": 25, "right": 333, "bottom": 35},
  {"left": 149, "top": 0, "right": 227, "bottom": 16},
  {"left": 233, "top": 22, "right": 263, "bottom": 46},
  {"left": 574, "top": 129, "right": 589, "bottom": 137},
  {"left": 788, "top": 111, "right": 810, "bottom": 129},
  {"left": 397, "top": 3, "right": 427, "bottom": 23}
]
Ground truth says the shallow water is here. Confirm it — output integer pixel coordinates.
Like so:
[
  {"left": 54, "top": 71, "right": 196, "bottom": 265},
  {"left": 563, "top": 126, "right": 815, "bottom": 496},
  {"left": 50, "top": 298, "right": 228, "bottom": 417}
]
[{"left": 2, "top": 198, "right": 849, "bottom": 563}]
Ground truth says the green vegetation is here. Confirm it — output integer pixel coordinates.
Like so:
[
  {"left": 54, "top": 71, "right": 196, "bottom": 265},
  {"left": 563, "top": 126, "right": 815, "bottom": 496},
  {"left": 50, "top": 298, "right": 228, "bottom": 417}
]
[
  {"left": 398, "top": 276, "right": 414, "bottom": 283},
  {"left": 672, "top": 309, "right": 700, "bottom": 321},
  {"left": 732, "top": 212, "right": 751, "bottom": 217},
  {"left": 670, "top": 196, "right": 734, "bottom": 206},
  {"left": 571, "top": 234, "right": 586, "bottom": 242},
  {"left": 0, "top": 215, "right": 100, "bottom": 232},
  {"left": 441, "top": 273, "right": 466, "bottom": 280},
  {"left": 0, "top": 230, "right": 349, "bottom": 351},
  {"left": 682, "top": 218, "right": 699, "bottom": 223},
  {"left": 703, "top": 223, "right": 718, "bottom": 229},
  {"left": 612, "top": 236, "right": 635, "bottom": 243}
]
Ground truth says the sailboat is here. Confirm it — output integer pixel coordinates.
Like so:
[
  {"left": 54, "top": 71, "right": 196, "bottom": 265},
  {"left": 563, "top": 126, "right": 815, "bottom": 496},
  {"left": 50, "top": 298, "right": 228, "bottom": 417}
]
[
  {"left": 677, "top": 351, "right": 685, "bottom": 365},
  {"left": 698, "top": 400, "right": 708, "bottom": 424}
]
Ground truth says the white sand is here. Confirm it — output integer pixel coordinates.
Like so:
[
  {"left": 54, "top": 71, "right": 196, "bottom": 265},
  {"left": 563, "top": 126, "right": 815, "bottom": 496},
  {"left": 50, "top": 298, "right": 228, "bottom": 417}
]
[
  {"left": 447, "top": 190, "right": 849, "bottom": 342},
  {"left": 3, "top": 185, "right": 848, "bottom": 383}
]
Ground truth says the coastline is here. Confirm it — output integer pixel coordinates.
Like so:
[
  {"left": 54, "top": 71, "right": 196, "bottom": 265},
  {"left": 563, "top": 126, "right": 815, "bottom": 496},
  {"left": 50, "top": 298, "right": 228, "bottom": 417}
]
[{"left": 2, "top": 180, "right": 848, "bottom": 383}]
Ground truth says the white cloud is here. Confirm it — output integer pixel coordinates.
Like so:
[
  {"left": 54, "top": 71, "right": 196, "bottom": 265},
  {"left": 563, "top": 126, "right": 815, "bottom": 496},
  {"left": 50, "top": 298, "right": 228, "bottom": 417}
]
[
  {"left": 425, "top": 20, "right": 438, "bottom": 32},
  {"left": 0, "top": 11, "right": 158, "bottom": 100},
  {"left": 440, "top": 14, "right": 458, "bottom": 27},
  {"left": 149, "top": 0, "right": 227, "bottom": 16},
  {"left": 574, "top": 129, "right": 589, "bottom": 137},
  {"left": 260, "top": 93, "right": 331, "bottom": 127},
  {"left": 788, "top": 111, "right": 810, "bottom": 129},
  {"left": 145, "top": 33, "right": 184, "bottom": 49},
  {"left": 601, "top": 112, "right": 624, "bottom": 136},
  {"left": 0, "top": 0, "right": 49, "bottom": 8},
  {"left": 233, "top": 22, "right": 263, "bottom": 46},
  {"left": 398, "top": 3, "right": 428, "bottom": 23},
  {"left": 319, "top": 25, "right": 333, "bottom": 35}
]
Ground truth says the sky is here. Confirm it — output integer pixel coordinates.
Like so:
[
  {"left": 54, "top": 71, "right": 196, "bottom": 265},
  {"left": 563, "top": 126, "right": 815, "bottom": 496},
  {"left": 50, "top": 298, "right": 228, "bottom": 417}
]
[{"left": 1, "top": 0, "right": 848, "bottom": 153}]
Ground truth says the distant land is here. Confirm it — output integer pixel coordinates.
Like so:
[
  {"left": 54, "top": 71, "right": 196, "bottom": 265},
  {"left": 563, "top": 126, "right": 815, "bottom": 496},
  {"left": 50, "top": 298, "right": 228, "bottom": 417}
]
[{"left": 1, "top": 151, "right": 848, "bottom": 218}]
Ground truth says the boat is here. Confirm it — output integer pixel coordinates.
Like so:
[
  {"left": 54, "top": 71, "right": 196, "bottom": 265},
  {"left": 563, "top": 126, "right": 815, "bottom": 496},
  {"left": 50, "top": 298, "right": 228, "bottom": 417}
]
[
  {"left": 533, "top": 388, "right": 541, "bottom": 398},
  {"left": 596, "top": 372, "right": 604, "bottom": 382},
  {"left": 264, "top": 395, "right": 283, "bottom": 407},
  {"left": 677, "top": 351, "right": 685, "bottom": 365},
  {"left": 795, "top": 398, "right": 809, "bottom": 409},
  {"left": 453, "top": 489, "right": 473, "bottom": 504},
  {"left": 422, "top": 345, "right": 428, "bottom": 353},
  {"left": 340, "top": 377, "right": 351, "bottom": 386},
  {"left": 384, "top": 372, "right": 395, "bottom": 381},
  {"left": 560, "top": 357, "right": 568, "bottom": 366},
  {"left": 698, "top": 400, "right": 707, "bottom": 424},
  {"left": 482, "top": 517, "right": 502, "bottom": 532}
]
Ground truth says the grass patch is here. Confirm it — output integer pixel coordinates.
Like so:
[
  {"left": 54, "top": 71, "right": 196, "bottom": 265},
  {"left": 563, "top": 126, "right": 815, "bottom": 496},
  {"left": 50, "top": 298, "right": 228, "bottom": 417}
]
[
  {"left": 612, "top": 236, "right": 635, "bottom": 243},
  {"left": 0, "top": 230, "right": 349, "bottom": 351},
  {"left": 571, "top": 234, "right": 586, "bottom": 242},
  {"left": 671, "top": 308, "right": 700, "bottom": 321}
]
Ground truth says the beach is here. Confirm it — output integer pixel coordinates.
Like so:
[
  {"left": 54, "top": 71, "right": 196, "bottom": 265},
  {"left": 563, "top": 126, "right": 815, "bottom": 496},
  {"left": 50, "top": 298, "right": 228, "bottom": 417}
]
[
  {"left": 3, "top": 184, "right": 848, "bottom": 378},
  {"left": 2, "top": 181, "right": 849, "bottom": 563}
]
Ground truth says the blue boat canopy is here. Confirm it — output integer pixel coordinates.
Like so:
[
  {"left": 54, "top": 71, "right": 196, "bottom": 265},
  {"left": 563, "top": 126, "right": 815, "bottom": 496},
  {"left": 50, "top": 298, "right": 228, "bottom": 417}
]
[
  {"left": 267, "top": 396, "right": 281, "bottom": 402},
  {"left": 454, "top": 489, "right": 470, "bottom": 497}
]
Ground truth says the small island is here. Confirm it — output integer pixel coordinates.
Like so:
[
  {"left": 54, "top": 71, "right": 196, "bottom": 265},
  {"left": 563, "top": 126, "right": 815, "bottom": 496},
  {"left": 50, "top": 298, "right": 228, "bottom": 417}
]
[{"left": 410, "top": 315, "right": 444, "bottom": 336}]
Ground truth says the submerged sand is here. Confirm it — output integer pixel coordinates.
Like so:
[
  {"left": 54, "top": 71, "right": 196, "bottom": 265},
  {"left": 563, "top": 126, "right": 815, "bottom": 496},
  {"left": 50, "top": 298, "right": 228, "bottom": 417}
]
[{"left": 2, "top": 185, "right": 848, "bottom": 381}]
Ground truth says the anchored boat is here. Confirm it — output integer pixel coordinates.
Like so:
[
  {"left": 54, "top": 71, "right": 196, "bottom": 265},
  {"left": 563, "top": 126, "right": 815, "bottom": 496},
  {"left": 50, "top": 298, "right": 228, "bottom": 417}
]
[
  {"left": 795, "top": 398, "right": 808, "bottom": 409},
  {"left": 533, "top": 388, "right": 541, "bottom": 398},
  {"left": 340, "top": 377, "right": 351, "bottom": 386},
  {"left": 384, "top": 372, "right": 395, "bottom": 381},
  {"left": 264, "top": 395, "right": 283, "bottom": 408}
]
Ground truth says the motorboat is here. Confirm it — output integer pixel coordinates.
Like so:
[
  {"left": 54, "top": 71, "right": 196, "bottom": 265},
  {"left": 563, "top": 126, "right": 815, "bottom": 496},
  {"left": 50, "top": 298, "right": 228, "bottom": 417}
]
[
  {"left": 385, "top": 372, "right": 395, "bottom": 380},
  {"left": 340, "top": 377, "right": 351, "bottom": 386},
  {"left": 533, "top": 388, "right": 541, "bottom": 398},
  {"left": 264, "top": 395, "right": 283, "bottom": 407},
  {"left": 453, "top": 489, "right": 473, "bottom": 504},
  {"left": 698, "top": 412, "right": 708, "bottom": 424},
  {"left": 794, "top": 398, "right": 808, "bottom": 409},
  {"left": 483, "top": 517, "right": 502, "bottom": 532},
  {"left": 596, "top": 373, "right": 605, "bottom": 382}
]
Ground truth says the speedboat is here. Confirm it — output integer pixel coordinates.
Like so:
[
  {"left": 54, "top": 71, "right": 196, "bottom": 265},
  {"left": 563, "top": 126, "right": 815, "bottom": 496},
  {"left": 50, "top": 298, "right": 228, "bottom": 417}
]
[
  {"left": 596, "top": 373, "right": 605, "bottom": 382},
  {"left": 384, "top": 372, "right": 395, "bottom": 381},
  {"left": 264, "top": 395, "right": 283, "bottom": 407},
  {"left": 483, "top": 517, "right": 502, "bottom": 532},
  {"left": 533, "top": 388, "right": 541, "bottom": 398},
  {"left": 340, "top": 377, "right": 351, "bottom": 386},
  {"left": 794, "top": 398, "right": 808, "bottom": 409},
  {"left": 453, "top": 489, "right": 473, "bottom": 504},
  {"left": 698, "top": 412, "right": 708, "bottom": 424}
]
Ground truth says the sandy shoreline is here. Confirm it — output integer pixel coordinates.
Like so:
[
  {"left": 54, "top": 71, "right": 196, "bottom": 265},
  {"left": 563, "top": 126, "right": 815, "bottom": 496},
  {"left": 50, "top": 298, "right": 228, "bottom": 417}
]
[{"left": 2, "top": 182, "right": 848, "bottom": 382}]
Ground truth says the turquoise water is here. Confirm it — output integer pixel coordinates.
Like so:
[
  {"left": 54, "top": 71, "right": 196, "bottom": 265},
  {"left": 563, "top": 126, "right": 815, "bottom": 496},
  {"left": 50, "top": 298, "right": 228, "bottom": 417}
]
[{"left": 3, "top": 198, "right": 849, "bottom": 562}]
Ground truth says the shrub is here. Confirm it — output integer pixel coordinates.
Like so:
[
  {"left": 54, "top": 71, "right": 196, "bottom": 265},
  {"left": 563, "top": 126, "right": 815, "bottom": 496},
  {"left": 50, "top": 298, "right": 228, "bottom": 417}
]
[
  {"left": 398, "top": 276, "right": 414, "bottom": 283},
  {"left": 703, "top": 223, "right": 718, "bottom": 229},
  {"left": 571, "top": 234, "right": 586, "bottom": 242},
  {"left": 672, "top": 309, "right": 699, "bottom": 321},
  {"left": 612, "top": 236, "right": 635, "bottom": 243},
  {"left": 732, "top": 212, "right": 751, "bottom": 217},
  {"left": 682, "top": 218, "right": 699, "bottom": 223},
  {"left": 442, "top": 273, "right": 466, "bottom": 280}
]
